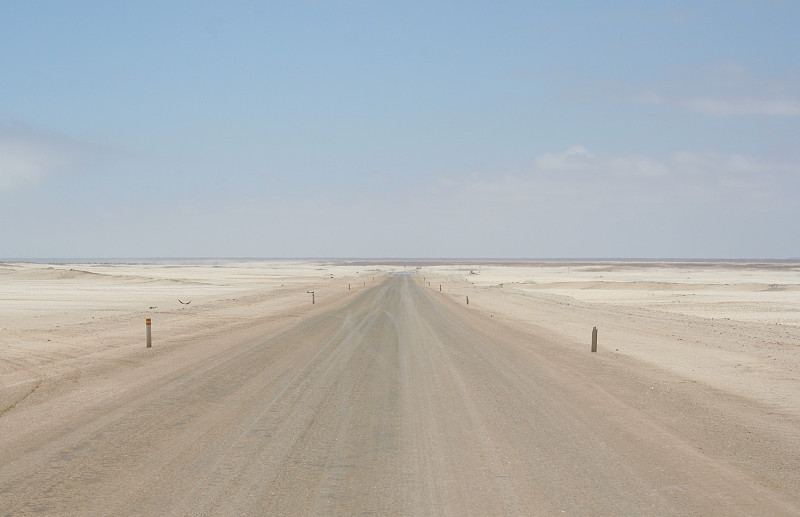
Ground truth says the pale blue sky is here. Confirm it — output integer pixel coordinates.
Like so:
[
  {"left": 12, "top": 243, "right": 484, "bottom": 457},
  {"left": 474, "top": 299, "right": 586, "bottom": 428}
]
[{"left": 1, "top": 1, "right": 798, "bottom": 258}]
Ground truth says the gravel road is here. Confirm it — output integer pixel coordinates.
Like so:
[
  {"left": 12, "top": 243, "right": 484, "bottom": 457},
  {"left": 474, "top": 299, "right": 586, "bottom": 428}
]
[{"left": 1, "top": 273, "right": 797, "bottom": 515}]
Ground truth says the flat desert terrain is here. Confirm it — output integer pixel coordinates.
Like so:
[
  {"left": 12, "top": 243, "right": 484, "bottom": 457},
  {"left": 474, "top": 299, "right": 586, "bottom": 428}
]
[{"left": 1, "top": 260, "right": 799, "bottom": 515}]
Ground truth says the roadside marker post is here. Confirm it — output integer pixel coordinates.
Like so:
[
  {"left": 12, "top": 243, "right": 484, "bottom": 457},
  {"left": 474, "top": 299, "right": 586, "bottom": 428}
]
[
  {"left": 591, "top": 326, "right": 598, "bottom": 352},
  {"left": 308, "top": 291, "right": 315, "bottom": 304},
  {"left": 146, "top": 318, "right": 152, "bottom": 348},
  {"left": 466, "top": 296, "right": 469, "bottom": 305}
]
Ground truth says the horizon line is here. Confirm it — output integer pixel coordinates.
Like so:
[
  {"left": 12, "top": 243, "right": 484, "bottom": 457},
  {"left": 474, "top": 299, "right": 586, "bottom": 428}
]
[{"left": 3, "top": 257, "right": 799, "bottom": 264}]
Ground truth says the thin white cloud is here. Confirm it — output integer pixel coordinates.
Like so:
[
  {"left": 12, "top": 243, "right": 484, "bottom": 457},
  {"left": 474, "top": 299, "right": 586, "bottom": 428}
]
[
  {"left": 448, "top": 146, "right": 797, "bottom": 206},
  {"left": 3, "top": 143, "right": 796, "bottom": 258},
  {"left": 633, "top": 61, "right": 800, "bottom": 117},
  {"left": 534, "top": 145, "right": 596, "bottom": 171},
  {"left": 341, "top": 145, "right": 794, "bottom": 257},
  {"left": 669, "top": 150, "right": 794, "bottom": 176},
  {"left": 610, "top": 156, "right": 669, "bottom": 177},
  {"left": 636, "top": 93, "right": 800, "bottom": 116},
  {"left": 0, "top": 122, "right": 90, "bottom": 190},
  {"left": 678, "top": 97, "right": 800, "bottom": 116},
  {"left": 532, "top": 145, "right": 667, "bottom": 178}
]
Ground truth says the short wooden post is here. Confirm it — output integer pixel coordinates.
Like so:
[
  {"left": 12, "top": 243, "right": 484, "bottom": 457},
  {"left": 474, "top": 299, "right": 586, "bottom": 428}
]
[
  {"left": 466, "top": 296, "right": 469, "bottom": 305},
  {"left": 439, "top": 285, "right": 442, "bottom": 291},
  {"left": 348, "top": 284, "right": 351, "bottom": 291},
  {"left": 591, "top": 326, "right": 598, "bottom": 352},
  {"left": 146, "top": 318, "right": 152, "bottom": 348},
  {"left": 308, "top": 291, "right": 315, "bottom": 304}
]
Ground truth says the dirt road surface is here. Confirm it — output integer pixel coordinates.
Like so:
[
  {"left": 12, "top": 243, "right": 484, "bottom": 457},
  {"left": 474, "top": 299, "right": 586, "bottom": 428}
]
[{"left": 1, "top": 273, "right": 798, "bottom": 515}]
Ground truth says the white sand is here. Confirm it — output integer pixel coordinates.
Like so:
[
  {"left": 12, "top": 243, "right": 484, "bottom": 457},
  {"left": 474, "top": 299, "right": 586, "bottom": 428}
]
[
  {"left": 2, "top": 260, "right": 799, "bottom": 419},
  {"left": 0, "top": 260, "right": 392, "bottom": 413},
  {"left": 417, "top": 262, "right": 800, "bottom": 415},
  {"left": 4, "top": 263, "right": 798, "bottom": 513}
]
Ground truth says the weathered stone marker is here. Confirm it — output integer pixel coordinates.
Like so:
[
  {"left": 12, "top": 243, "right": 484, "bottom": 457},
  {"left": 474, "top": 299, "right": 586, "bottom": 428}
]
[{"left": 591, "top": 326, "right": 598, "bottom": 352}]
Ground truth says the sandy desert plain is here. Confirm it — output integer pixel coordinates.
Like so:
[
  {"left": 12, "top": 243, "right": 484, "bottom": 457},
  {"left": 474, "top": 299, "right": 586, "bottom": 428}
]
[{"left": 0, "top": 259, "right": 799, "bottom": 515}]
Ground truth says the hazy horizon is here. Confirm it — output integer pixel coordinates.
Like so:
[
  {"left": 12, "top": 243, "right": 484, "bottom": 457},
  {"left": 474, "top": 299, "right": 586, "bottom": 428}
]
[{"left": 3, "top": 257, "right": 799, "bottom": 265}]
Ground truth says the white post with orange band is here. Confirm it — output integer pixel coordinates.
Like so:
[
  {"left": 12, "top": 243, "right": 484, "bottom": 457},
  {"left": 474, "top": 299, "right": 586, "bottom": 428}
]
[{"left": 146, "top": 318, "right": 152, "bottom": 348}]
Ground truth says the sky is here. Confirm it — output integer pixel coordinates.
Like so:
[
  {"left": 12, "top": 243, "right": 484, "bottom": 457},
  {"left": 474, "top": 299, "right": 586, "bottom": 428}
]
[{"left": 1, "top": 1, "right": 798, "bottom": 259}]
